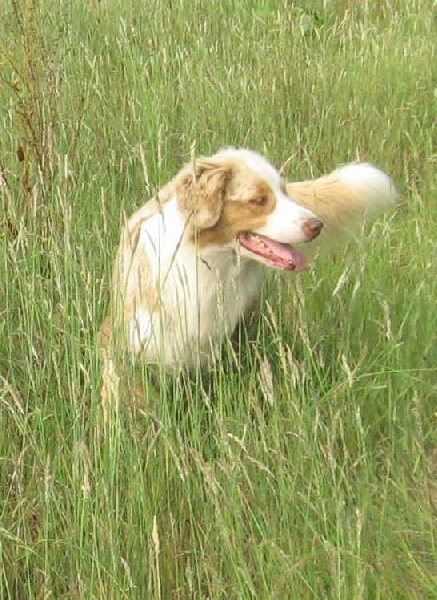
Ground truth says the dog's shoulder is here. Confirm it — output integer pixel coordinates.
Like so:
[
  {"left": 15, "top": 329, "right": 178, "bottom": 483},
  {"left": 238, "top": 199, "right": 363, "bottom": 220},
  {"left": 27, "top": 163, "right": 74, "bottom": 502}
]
[{"left": 122, "top": 181, "right": 174, "bottom": 237}]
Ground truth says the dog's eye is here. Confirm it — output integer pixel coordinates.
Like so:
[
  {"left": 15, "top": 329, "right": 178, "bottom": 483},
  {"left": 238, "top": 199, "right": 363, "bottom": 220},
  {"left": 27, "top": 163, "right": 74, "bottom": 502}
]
[{"left": 251, "top": 196, "right": 268, "bottom": 207}]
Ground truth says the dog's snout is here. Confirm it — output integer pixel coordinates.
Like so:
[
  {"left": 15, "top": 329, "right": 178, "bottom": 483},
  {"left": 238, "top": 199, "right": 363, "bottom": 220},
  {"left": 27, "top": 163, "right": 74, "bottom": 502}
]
[{"left": 302, "top": 217, "right": 323, "bottom": 241}]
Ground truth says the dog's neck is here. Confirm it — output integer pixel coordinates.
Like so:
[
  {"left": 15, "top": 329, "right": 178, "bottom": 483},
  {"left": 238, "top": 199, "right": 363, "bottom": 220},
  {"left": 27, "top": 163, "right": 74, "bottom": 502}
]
[
  {"left": 141, "top": 198, "right": 241, "bottom": 279},
  {"left": 131, "top": 197, "right": 263, "bottom": 368}
]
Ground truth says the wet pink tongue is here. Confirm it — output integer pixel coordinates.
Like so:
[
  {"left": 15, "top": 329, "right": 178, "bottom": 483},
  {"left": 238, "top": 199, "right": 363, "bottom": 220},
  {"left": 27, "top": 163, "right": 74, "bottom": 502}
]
[
  {"left": 286, "top": 246, "right": 307, "bottom": 271},
  {"left": 267, "top": 238, "right": 307, "bottom": 270},
  {"left": 238, "top": 232, "right": 307, "bottom": 271}
]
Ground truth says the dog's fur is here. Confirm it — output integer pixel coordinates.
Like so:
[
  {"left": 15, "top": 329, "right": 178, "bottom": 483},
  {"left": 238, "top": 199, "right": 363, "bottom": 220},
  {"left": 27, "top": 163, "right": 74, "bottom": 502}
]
[{"left": 100, "top": 148, "right": 398, "bottom": 404}]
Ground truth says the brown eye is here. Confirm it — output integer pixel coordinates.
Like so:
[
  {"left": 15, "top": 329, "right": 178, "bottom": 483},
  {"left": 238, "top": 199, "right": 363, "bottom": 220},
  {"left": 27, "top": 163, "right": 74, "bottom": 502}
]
[{"left": 251, "top": 196, "right": 268, "bottom": 206}]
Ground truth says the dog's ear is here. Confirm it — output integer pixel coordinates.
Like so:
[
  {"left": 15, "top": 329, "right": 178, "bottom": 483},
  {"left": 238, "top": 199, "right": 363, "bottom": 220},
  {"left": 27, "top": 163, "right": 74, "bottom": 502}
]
[{"left": 176, "top": 158, "right": 231, "bottom": 229}]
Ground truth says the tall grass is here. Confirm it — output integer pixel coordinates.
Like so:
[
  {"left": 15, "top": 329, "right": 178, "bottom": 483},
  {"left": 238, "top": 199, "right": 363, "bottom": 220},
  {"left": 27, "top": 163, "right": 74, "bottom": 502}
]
[{"left": 1, "top": 0, "right": 436, "bottom": 597}]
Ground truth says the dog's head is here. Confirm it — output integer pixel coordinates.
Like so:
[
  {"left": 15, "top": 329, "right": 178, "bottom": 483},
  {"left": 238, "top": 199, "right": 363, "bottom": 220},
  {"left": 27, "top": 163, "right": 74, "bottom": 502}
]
[{"left": 174, "top": 148, "right": 323, "bottom": 271}]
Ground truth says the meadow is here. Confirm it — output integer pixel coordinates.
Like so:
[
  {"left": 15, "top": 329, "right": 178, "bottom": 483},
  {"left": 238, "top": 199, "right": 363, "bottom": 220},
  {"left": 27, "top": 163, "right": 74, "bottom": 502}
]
[{"left": 0, "top": 0, "right": 436, "bottom": 597}]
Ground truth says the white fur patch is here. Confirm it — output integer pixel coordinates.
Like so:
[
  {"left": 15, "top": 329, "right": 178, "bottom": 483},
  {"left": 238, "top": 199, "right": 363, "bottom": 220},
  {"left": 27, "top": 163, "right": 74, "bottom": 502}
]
[
  {"left": 255, "top": 192, "right": 316, "bottom": 244},
  {"left": 335, "top": 163, "right": 399, "bottom": 212}
]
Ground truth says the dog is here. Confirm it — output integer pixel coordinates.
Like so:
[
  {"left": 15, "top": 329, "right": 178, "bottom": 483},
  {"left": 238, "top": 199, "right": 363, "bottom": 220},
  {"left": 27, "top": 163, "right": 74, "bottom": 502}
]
[{"left": 99, "top": 148, "right": 398, "bottom": 404}]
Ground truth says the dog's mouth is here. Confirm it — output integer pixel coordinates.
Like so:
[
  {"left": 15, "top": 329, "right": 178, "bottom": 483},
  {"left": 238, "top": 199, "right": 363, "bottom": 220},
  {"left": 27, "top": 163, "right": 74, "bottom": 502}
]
[{"left": 237, "top": 232, "right": 307, "bottom": 271}]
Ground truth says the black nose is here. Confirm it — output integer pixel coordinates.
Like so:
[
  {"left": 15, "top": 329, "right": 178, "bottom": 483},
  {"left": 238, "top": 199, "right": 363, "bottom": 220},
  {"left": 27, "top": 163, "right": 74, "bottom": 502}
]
[{"left": 302, "top": 217, "right": 323, "bottom": 241}]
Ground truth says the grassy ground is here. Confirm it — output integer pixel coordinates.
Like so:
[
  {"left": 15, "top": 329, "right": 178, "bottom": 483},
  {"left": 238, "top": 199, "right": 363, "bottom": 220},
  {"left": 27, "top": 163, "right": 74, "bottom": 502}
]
[{"left": 1, "top": 0, "right": 436, "bottom": 597}]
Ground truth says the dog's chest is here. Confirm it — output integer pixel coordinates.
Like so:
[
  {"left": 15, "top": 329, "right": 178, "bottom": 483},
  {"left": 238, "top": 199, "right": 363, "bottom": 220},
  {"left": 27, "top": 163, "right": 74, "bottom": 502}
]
[
  {"left": 132, "top": 202, "right": 263, "bottom": 367},
  {"left": 162, "top": 250, "right": 261, "bottom": 363}
]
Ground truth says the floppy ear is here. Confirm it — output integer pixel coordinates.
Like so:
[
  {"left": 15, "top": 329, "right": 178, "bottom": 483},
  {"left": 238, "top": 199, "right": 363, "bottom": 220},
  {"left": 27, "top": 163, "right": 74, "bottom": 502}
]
[{"left": 175, "top": 158, "right": 230, "bottom": 229}]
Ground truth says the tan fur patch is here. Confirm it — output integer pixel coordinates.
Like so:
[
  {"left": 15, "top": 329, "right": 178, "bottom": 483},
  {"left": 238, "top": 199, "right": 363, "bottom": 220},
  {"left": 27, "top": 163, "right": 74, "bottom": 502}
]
[
  {"left": 97, "top": 315, "right": 112, "bottom": 350},
  {"left": 122, "top": 244, "right": 157, "bottom": 320},
  {"left": 99, "top": 201, "right": 161, "bottom": 351},
  {"left": 197, "top": 164, "right": 277, "bottom": 247},
  {"left": 175, "top": 157, "right": 231, "bottom": 230},
  {"left": 286, "top": 175, "right": 362, "bottom": 234}
]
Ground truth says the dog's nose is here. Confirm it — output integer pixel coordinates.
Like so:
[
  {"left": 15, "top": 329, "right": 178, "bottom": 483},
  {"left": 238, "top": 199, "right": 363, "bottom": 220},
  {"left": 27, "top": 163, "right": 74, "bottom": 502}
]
[{"left": 302, "top": 217, "right": 323, "bottom": 241}]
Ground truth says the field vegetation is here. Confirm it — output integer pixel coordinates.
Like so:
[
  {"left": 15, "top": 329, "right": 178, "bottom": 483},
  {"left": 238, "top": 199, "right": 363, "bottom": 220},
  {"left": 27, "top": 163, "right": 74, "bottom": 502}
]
[{"left": 0, "top": 0, "right": 436, "bottom": 597}]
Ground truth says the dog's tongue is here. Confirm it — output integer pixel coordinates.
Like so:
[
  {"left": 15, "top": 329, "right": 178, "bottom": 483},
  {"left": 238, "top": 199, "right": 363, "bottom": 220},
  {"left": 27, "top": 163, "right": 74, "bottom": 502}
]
[{"left": 238, "top": 232, "right": 307, "bottom": 271}]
